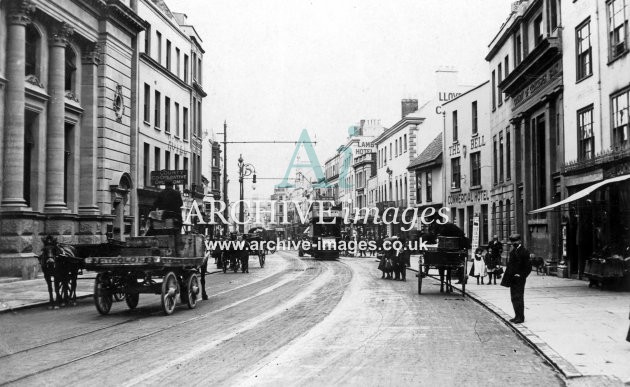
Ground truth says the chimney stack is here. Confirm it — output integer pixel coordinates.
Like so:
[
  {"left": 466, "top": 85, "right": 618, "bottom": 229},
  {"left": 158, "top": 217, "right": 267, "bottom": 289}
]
[{"left": 402, "top": 99, "right": 418, "bottom": 118}]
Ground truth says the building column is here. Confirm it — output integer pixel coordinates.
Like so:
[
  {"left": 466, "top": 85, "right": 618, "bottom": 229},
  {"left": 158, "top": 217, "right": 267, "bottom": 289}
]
[
  {"left": 45, "top": 22, "right": 73, "bottom": 213},
  {"left": 520, "top": 118, "right": 530, "bottom": 245},
  {"left": 1, "top": 0, "right": 35, "bottom": 209},
  {"left": 78, "top": 43, "right": 100, "bottom": 215}
]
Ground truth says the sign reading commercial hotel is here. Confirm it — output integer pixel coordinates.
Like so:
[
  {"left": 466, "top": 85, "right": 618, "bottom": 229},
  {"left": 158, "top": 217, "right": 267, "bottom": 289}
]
[{"left": 447, "top": 190, "right": 490, "bottom": 205}]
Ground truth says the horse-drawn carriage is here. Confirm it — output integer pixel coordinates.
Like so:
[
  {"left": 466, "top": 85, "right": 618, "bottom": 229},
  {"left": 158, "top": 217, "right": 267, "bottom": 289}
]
[
  {"left": 246, "top": 227, "right": 268, "bottom": 268},
  {"left": 416, "top": 223, "right": 470, "bottom": 295},
  {"left": 417, "top": 236, "right": 468, "bottom": 295},
  {"left": 215, "top": 229, "right": 267, "bottom": 273},
  {"left": 39, "top": 210, "right": 207, "bottom": 316},
  {"left": 84, "top": 233, "right": 206, "bottom": 315}
]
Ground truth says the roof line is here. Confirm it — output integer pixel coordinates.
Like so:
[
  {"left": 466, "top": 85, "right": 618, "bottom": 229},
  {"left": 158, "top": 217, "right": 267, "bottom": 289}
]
[{"left": 442, "top": 81, "right": 490, "bottom": 106}]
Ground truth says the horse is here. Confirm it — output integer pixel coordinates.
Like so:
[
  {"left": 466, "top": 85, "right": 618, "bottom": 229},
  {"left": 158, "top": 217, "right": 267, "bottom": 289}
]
[
  {"left": 39, "top": 236, "right": 81, "bottom": 308},
  {"left": 422, "top": 222, "right": 471, "bottom": 293}
]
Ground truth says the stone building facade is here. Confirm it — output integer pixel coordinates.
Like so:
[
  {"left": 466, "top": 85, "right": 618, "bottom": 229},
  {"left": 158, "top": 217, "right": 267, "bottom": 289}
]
[
  {"left": 487, "top": 0, "right": 564, "bottom": 260},
  {"left": 0, "top": 0, "right": 146, "bottom": 276}
]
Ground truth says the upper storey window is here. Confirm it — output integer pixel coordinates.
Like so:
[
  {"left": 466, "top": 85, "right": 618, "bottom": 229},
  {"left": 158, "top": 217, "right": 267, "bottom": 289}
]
[{"left": 25, "top": 24, "right": 40, "bottom": 78}]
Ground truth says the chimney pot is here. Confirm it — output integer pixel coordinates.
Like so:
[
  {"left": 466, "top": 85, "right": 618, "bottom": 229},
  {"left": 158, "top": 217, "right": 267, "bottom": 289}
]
[{"left": 401, "top": 99, "right": 418, "bottom": 118}]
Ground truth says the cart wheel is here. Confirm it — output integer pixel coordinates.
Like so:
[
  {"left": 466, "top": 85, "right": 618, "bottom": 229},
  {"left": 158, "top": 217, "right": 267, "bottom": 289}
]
[
  {"left": 259, "top": 252, "right": 265, "bottom": 268},
  {"left": 94, "top": 273, "right": 113, "bottom": 315},
  {"left": 185, "top": 273, "right": 200, "bottom": 309},
  {"left": 125, "top": 293, "right": 139, "bottom": 309},
  {"left": 161, "top": 271, "right": 179, "bottom": 315},
  {"left": 417, "top": 265, "right": 423, "bottom": 294}
]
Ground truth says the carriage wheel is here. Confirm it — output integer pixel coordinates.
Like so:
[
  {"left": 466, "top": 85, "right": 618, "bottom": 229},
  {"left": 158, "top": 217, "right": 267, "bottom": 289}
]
[
  {"left": 259, "top": 252, "right": 265, "bottom": 268},
  {"left": 125, "top": 293, "right": 139, "bottom": 309},
  {"left": 161, "top": 272, "right": 179, "bottom": 315},
  {"left": 94, "top": 273, "right": 113, "bottom": 315},
  {"left": 417, "top": 264, "right": 423, "bottom": 294},
  {"left": 185, "top": 273, "right": 200, "bottom": 309}
]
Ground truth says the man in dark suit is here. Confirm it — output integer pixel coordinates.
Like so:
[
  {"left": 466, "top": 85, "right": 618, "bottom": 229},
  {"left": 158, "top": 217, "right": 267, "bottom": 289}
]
[
  {"left": 153, "top": 180, "right": 184, "bottom": 224},
  {"left": 502, "top": 233, "right": 531, "bottom": 323},
  {"left": 488, "top": 235, "right": 503, "bottom": 261}
]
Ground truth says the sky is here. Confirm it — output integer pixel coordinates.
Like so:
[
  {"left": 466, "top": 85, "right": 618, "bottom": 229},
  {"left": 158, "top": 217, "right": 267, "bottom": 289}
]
[{"left": 166, "top": 0, "right": 512, "bottom": 199}]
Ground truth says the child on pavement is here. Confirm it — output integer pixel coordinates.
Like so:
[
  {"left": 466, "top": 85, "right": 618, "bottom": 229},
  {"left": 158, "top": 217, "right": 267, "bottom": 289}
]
[{"left": 472, "top": 247, "right": 487, "bottom": 285}]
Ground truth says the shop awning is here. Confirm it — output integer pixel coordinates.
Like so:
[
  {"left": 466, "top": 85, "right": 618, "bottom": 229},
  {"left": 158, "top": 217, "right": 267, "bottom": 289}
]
[{"left": 529, "top": 174, "right": 630, "bottom": 214}]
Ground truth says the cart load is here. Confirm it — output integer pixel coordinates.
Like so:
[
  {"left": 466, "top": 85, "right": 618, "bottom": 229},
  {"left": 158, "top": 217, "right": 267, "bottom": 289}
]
[{"left": 84, "top": 234, "right": 206, "bottom": 316}]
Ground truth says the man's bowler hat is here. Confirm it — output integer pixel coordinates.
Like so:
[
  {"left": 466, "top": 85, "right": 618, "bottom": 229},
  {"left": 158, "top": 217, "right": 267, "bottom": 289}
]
[{"left": 509, "top": 233, "right": 521, "bottom": 242}]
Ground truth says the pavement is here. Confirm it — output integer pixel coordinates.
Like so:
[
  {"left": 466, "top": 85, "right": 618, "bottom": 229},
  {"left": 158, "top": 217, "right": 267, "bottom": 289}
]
[
  {"left": 1, "top": 256, "right": 629, "bottom": 386},
  {"left": 0, "top": 272, "right": 95, "bottom": 312},
  {"left": 406, "top": 256, "right": 630, "bottom": 386}
]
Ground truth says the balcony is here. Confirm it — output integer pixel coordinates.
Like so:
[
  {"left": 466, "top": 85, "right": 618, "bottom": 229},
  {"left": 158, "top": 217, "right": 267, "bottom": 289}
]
[
  {"left": 563, "top": 143, "right": 630, "bottom": 175},
  {"left": 353, "top": 153, "right": 375, "bottom": 167},
  {"left": 192, "top": 78, "right": 207, "bottom": 97},
  {"left": 500, "top": 36, "right": 562, "bottom": 97}
]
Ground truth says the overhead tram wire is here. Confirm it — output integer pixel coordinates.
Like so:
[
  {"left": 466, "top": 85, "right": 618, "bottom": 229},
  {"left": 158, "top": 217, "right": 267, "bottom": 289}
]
[{"left": 223, "top": 141, "right": 317, "bottom": 144}]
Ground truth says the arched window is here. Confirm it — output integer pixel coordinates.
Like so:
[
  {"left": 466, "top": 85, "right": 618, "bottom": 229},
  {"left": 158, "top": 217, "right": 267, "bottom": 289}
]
[
  {"left": 498, "top": 201, "right": 504, "bottom": 240},
  {"left": 506, "top": 199, "right": 512, "bottom": 237},
  {"left": 492, "top": 203, "right": 496, "bottom": 237},
  {"left": 65, "top": 46, "right": 77, "bottom": 92},
  {"left": 25, "top": 24, "right": 41, "bottom": 77}
]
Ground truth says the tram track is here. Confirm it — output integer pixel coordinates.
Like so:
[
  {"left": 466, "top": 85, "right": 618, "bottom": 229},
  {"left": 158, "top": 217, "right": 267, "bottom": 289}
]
[
  {"left": 0, "top": 252, "right": 325, "bottom": 386},
  {"left": 0, "top": 252, "right": 298, "bottom": 362}
]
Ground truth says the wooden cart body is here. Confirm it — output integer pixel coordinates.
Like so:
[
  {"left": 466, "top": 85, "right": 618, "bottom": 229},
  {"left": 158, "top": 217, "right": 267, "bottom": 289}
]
[
  {"left": 84, "top": 234, "right": 206, "bottom": 315},
  {"left": 417, "top": 236, "right": 468, "bottom": 295}
]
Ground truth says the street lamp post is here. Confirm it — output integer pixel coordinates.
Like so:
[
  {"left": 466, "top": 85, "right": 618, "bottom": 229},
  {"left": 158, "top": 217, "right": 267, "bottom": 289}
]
[{"left": 238, "top": 154, "right": 256, "bottom": 234}]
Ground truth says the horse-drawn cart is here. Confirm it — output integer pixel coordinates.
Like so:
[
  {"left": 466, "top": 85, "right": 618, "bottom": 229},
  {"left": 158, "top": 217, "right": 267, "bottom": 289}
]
[
  {"left": 417, "top": 236, "right": 468, "bottom": 295},
  {"left": 244, "top": 231, "right": 266, "bottom": 268},
  {"left": 84, "top": 234, "right": 205, "bottom": 315}
]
